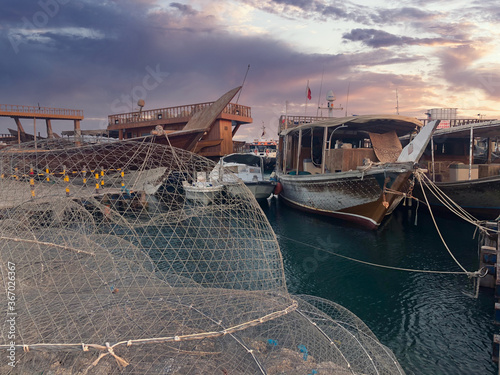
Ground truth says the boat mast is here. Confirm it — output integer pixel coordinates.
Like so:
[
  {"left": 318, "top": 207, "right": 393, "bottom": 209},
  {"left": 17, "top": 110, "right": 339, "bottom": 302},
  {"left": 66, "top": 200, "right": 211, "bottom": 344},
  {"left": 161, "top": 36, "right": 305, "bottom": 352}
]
[
  {"left": 282, "top": 101, "right": 288, "bottom": 174},
  {"left": 431, "top": 136, "right": 435, "bottom": 182},
  {"left": 345, "top": 81, "right": 350, "bottom": 117},
  {"left": 469, "top": 123, "right": 474, "bottom": 180}
]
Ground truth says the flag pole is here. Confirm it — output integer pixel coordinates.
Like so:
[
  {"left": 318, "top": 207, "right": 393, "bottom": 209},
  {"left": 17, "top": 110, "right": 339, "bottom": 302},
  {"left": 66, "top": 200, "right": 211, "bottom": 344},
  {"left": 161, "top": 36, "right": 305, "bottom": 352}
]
[{"left": 305, "top": 80, "right": 309, "bottom": 116}]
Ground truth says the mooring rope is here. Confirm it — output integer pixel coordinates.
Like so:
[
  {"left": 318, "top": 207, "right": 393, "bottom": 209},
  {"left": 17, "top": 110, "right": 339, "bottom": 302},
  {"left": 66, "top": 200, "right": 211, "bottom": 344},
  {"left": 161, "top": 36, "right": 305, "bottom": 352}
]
[
  {"left": 412, "top": 169, "right": 498, "bottom": 235},
  {"left": 415, "top": 172, "right": 472, "bottom": 274},
  {"left": 277, "top": 235, "right": 485, "bottom": 278}
]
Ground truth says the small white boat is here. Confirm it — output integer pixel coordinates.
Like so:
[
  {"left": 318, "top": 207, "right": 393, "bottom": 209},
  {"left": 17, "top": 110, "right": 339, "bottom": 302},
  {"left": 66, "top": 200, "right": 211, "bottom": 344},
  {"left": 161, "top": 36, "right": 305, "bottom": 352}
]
[
  {"left": 182, "top": 172, "right": 223, "bottom": 205},
  {"left": 212, "top": 153, "right": 276, "bottom": 200}
]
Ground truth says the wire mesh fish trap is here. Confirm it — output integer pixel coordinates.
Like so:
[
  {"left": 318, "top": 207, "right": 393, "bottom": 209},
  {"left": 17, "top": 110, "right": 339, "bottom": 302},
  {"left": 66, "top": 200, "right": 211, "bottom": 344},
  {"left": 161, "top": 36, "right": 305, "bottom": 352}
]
[{"left": 0, "top": 138, "right": 404, "bottom": 374}]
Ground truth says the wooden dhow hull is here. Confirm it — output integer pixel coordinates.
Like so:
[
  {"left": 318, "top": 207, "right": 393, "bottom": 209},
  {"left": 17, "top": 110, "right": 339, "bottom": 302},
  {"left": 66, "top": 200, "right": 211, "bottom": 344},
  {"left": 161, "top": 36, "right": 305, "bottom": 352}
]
[
  {"left": 278, "top": 163, "right": 414, "bottom": 229},
  {"left": 413, "top": 174, "right": 500, "bottom": 219}
]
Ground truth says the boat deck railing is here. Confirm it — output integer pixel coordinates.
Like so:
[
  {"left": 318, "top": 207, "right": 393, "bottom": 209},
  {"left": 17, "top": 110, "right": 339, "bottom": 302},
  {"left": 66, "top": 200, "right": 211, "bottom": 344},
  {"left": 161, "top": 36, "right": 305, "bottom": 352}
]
[
  {"left": 279, "top": 115, "right": 330, "bottom": 132},
  {"left": 420, "top": 118, "right": 498, "bottom": 126},
  {"left": 109, "top": 102, "right": 251, "bottom": 125}
]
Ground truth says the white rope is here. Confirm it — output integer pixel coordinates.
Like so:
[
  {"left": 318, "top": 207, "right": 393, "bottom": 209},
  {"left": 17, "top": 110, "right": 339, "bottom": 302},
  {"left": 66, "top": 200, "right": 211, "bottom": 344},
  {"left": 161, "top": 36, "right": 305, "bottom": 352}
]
[
  {"left": 414, "top": 169, "right": 498, "bottom": 235},
  {"left": 278, "top": 235, "right": 485, "bottom": 278}
]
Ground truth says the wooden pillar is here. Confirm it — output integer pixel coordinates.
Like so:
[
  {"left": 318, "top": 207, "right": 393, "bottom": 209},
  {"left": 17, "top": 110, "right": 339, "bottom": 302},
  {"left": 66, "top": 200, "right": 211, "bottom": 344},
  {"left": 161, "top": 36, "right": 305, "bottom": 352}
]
[
  {"left": 74, "top": 119, "right": 81, "bottom": 146},
  {"left": 14, "top": 117, "right": 25, "bottom": 133},
  {"left": 119, "top": 129, "right": 123, "bottom": 140},
  {"left": 296, "top": 129, "right": 302, "bottom": 175},
  {"left": 46, "top": 119, "right": 54, "bottom": 139},
  {"left": 232, "top": 123, "right": 241, "bottom": 137},
  {"left": 14, "top": 117, "right": 25, "bottom": 143},
  {"left": 321, "top": 127, "right": 328, "bottom": 174}
]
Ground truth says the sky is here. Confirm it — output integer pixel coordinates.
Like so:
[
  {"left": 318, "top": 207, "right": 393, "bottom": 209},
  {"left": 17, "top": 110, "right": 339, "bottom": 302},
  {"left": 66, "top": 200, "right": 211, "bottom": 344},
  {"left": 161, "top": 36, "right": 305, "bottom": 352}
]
[{"left": 1, "top": 0, "right": 500, "bottom": 141}]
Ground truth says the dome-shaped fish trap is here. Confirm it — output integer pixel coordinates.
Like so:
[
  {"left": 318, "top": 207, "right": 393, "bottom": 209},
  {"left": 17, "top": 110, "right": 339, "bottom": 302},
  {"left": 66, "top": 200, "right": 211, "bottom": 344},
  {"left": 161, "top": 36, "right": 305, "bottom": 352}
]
[{"left": 0, "top": 138, "right": 404, "bottom": 374}]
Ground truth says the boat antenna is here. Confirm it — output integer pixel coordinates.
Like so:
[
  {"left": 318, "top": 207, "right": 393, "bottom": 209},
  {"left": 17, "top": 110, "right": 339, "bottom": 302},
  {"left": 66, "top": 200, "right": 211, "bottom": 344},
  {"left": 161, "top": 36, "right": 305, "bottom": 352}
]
[
  {"left": 396, "top": 88, "right": 400, "bottom": 115},
  {"left": 344, "top": 80, "right": 351, "bottom": 117},
  {"left": 137, "top": 99, "right": 145, "bottom": 119},
  {"left": 236, "top": 64, "right": 250, "bottom": 104},
  {"left": 316, "top": 67, "right": 325, "bottom": 117}
]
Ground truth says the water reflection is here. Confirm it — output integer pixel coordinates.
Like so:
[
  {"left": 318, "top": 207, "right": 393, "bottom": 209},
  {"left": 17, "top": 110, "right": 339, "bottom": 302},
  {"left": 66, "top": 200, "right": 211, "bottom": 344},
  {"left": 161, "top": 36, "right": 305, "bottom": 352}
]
[{"left": 260, "top": 198, "right": 496, "bottom": 374}]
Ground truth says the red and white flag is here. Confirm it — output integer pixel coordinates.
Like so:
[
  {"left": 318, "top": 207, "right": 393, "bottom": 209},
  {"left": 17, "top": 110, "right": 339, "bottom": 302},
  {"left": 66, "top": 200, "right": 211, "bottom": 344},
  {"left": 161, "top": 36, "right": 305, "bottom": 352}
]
[{"left": 306, "top": 81, "right": 311, "bottom": 100}]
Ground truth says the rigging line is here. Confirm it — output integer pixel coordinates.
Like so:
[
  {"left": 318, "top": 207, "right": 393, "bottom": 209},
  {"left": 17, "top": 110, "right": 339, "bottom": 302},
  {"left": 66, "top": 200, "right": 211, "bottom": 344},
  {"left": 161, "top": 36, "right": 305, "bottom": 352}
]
[
  {"left": 344, "top": 80, "right": 351, "bottom": 117},
  {"left": 276, "top": 235, "right": 481, "bottom": 277},
  {"left": 316, "top": 66, "right": 324, "bottom": 117},
  {"left": 236, "top": 64, "right": 250, "bottom": 104}
]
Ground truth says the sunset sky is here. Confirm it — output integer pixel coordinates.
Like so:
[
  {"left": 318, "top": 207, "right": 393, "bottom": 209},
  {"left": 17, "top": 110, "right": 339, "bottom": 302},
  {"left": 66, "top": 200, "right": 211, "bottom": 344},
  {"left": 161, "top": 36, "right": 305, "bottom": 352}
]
[{"left": 2, "top": 0, "right": 500, "bottom": 140}]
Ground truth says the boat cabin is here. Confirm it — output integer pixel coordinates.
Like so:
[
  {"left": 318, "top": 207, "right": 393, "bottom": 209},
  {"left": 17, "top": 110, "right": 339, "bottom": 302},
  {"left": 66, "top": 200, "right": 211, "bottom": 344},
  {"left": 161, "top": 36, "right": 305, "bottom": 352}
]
[
  {"left": 410, "top": 121, "right": 500, "bottom": 182},
  {"left": 249, "top": 141, "right": 277, "bottom": 158},
  {"left": 279, "top": 115, "right": 422, "bottom": 175}
]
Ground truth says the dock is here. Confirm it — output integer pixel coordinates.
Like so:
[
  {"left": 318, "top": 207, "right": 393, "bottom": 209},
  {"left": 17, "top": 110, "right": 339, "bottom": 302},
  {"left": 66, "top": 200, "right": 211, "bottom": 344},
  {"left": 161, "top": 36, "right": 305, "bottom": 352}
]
[
  {"left": 0, "top": 171, "right": 147, "bottom": 214},
  {"left": 478, "top": 222, "right": 500, "bottom": 364},
  {"left": 0, "top": 104, "right": 84, "bottom": 143}
]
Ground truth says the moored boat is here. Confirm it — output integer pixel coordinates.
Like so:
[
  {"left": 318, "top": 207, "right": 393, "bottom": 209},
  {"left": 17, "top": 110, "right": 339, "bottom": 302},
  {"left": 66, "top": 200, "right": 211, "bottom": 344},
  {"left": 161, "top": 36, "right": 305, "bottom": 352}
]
[
  {"left": 182, "top": 172, "right": 223, "bottom": 205},
  {"left": 211, "top": 153, "right": 276, "bottom": 200},
  {"left": 248, "top": 140, "right": 277, "bottom": 172},
  {"left": 408, "top": 119, "right": 500, "bottom": 219},
  {"left": 276, "top": 115, "right": 439, "bottom": 229}
]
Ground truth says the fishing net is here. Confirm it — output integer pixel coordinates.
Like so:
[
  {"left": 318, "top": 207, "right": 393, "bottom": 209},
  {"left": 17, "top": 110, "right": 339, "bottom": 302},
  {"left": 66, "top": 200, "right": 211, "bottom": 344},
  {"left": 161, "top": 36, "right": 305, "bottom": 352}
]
[{"left": 0, "top": 137, "right": 404, "bottom": 374}]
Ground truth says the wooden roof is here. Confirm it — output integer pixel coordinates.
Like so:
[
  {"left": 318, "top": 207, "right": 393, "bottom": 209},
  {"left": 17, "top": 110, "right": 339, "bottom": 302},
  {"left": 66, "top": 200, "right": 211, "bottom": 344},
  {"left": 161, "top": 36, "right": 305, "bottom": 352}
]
[{"left": 281, "top": 114, "right": 422, "bottom": 137}]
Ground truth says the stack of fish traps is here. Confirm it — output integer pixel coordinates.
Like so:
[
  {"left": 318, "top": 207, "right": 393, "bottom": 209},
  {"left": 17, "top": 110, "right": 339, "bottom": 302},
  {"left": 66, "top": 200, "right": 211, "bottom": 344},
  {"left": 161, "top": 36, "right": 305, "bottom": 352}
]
[{"left": 0, "top": 138, "right": 405, "bottom": 374}]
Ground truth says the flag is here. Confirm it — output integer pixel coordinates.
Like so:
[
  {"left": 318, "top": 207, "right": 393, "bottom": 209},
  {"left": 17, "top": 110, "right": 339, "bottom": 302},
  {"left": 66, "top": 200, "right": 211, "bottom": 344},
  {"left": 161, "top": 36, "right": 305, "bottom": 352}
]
[{"left": 306, "top": 81, "right": 311, "bottom": 100}]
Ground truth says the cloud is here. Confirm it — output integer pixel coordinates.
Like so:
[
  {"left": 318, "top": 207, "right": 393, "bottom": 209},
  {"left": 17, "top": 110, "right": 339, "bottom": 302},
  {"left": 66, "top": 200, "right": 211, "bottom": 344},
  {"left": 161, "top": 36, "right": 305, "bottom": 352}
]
[
  {"left": 434, "top": 44, "right": 500, "bottom": 99},
  {"left": 1, "top": 0, "right": 500, "bottom": 140},
  {"left": 169, "top": 2, "right": 199, "bottom": 16},
  {"left": 342, "top": 28, "right": 456, "bottom": 48}
]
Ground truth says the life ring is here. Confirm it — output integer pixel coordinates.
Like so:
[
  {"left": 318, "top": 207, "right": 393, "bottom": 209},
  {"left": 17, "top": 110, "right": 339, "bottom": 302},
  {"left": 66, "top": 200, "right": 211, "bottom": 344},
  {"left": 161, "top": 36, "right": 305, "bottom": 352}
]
[
  {"left": 254, "top": 149, "right": 258, "bottom": 155},
  {"left": 273, "top": 182, "right": 283, "bottom": 195},
  {"left": 265, "top": 149, "right": 270, "bottom": 156}
]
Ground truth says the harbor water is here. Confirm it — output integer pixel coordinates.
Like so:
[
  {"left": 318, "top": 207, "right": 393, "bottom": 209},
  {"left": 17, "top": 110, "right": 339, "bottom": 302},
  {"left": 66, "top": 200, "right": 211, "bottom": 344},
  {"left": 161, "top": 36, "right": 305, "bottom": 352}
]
[{"left": 260, "top": 198, "right": 497, "bottom": 374}]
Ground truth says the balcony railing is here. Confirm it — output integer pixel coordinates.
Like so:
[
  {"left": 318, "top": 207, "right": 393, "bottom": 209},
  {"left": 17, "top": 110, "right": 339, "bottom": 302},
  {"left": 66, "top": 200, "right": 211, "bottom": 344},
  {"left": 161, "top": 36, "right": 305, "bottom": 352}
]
[{"left": 108, "top": 102, "right": 251, "bottom": 125}]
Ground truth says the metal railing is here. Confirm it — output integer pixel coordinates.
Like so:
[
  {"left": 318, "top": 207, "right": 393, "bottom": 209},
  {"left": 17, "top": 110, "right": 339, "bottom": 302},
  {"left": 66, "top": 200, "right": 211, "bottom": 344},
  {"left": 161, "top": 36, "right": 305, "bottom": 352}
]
[
  {"left": 419, "top": 118, "right": 498, "bottom": 126},
  {"left": 0, "top": 104, "right": 83, "bottom": 118},
  {"left": 108, "top": 102, "right": 251, "bottom": 125},
  {"left": 278, "top": 115, "right": 330, "bottom": 132}
]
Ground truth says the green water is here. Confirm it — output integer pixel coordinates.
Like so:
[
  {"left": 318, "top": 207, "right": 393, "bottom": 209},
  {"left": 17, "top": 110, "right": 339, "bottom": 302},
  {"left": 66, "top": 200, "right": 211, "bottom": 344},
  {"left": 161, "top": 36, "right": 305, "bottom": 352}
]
[{"left": 260, "top": 198, "right": 497, "bottom": 374}]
